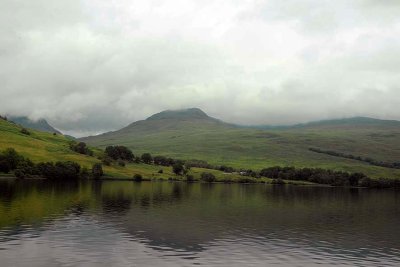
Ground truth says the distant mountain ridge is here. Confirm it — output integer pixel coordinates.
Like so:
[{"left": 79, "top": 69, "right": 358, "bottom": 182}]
[
  {"left": 4, "top": 107, "right": 395, "bottom": 180},
  {"left": 245, "top": 116, "right": 400, "bottom": 129},
  {"left": 81, "top": 108, "right": 400, "bottom": 139},
  {"left": 82, "top": 108, "right": 233, "bottom": 139},
  {"left": 8, "top": 116, "right": 61, "bottom": 134}
]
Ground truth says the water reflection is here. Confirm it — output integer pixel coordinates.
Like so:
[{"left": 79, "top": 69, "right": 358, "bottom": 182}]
[{"left": 0, "top": 179, "right": 399, "bottom": 266}]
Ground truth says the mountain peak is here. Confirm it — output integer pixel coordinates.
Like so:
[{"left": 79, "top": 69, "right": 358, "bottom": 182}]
[
  {"left": 146, "top": 108, "right": 210, "bottom": 121},
  {"left": 8, "top": 116, "right": 61, "bottom": 134}
]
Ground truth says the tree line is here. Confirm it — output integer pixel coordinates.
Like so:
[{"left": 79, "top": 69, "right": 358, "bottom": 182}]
[
  {"left": 258, "top": 166, "right": 400, "bottom": 188},
  {"left": 309, "top": 147, "right": 400, "bottom": 169},
  {"left": 0, "top": 148, "right": 103, "bottom": 180},
  {"left": 2, "top": 144, "right": 400, "bottom": 188},
  {"left": 101, "top": 145, "right": 400, "bottom": 188}
]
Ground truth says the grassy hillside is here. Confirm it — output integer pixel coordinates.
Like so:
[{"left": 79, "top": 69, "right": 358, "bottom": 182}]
[
  {"left": 8, "top": 116, "right": 62, "bottom": 134},
  {"left": 0, "top": 118, "right": 271, "bottom": 182},
  {"left": 81, "top": 109, "right": 400, "bottom": 179}
]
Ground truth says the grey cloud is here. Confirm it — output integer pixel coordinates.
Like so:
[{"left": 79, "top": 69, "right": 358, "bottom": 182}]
[
  {"left": 248, "top": 0, "right": 400, "bottom": 34},
  {"left": 0, "top": 0, "right": 399, "bottom": 136}
]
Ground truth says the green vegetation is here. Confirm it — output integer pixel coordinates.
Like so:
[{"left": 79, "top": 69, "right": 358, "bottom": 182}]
[
  {"left": 133, "top": 173, "right": 143, "bottom": 181},
  {"left": 69, "top": 141, "right": 94, "bottom": 156},
  {"left": 81, "top": 109, "right": 400, "bottom": 179},
  {"left": 309, "top": 147, "right": 400, "bottom": 169},
  {"left": 92, "top": 163, "right": 104, "bottom": 179},
  {"left": 20, "top": 128, "right": 31, "bottom": 135},
  {"left": 200, "top": 172, "right": 216, "bottom": 182},
  {"left": 141, "top": 153, "right": 153, "bottom": 164},
  {"left": 105, "top": 145, "right": 134, "bottom": 161},
  {"left": 0, "top": 117, "right": 275, "bottom": 183},
  {"left": 2, "top": 112, "right": 400, "bottom": 187},
  {"left": 8, "top": 116, "right": 61, "bottom": 134}
]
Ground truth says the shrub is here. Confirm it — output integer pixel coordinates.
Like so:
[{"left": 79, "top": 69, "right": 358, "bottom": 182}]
[
  {"left": 271, "top": 178, "right": 285, "bottom": 185},
  {"left": 185, "top": 174, "right": 195, "bottom": 182},
  {"left": 153, "top": 156, "right": 171, "bottom": 166},
  {"left": 153, "top": 156, "right": 177, "bottom": 166},
  {"left": 0, "top": 156, "right": 11, "bottom": 173},
  {"left": 200, "top": 172, "right": 216, "bottom": 183},
  {"left": 80, "top": 167, "right": 89, "bottom": 179},
  {"left": 70, "top": 141, "right": 93, "bottom": 156},
  {"left": 20, "top": 128, "right": 30, "bottom": 135},
  {"left": 118, "top": 160, "right": 126, "bottom": 167},
  {"left": 158, "top": 169, "right": 163, "bottom": 174},
  {"left": 185, "top": 159, "right": 212, "bottom": 169},
  {"left": 359, "top": 177, "right": 373, "bottom": 187},
  {"left": 92, "top": 163, "right": 103, "bottom": 179},
  {"left": 141, "top": 153, "right": 153, "bottom": 164},
  {"left": 259, "top": 166, "right": 371, "bottom": 187},
  {"left": 13, "top": 161, "right": 38, "bottom": 178},
  {"left": 102, "top": 156, "right": 112, "bottom": 166},
  {"left": 105, "top": 146, "right": 134, "bottom": 161},
  {"left": 219, "top": 177, "right": 234, "bottom": 183},
  {"left": 133, "top": 174, "right": 143, "bottom": 182},
  {"left": 37, "top": 161, "right": 81, "bottom": 180},
  {"left": 219, "top": 165, "right": 235, "bottom": 173},
  {"left": 172, "top": 162, "right": 184, "bottom": 175},
  {"left": 14, "top": 169, "right": 27, "bottom": 179},
  {"left": 238, "top": 177, "right": 257, "bottom": 183},
  {"left": 1, "top": 148, "right": 24, "bottom": 169}
]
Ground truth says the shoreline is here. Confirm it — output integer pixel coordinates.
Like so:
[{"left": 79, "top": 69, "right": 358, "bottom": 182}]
[{"left": 0, "top": 175, "right": 366, "bottom": 188}]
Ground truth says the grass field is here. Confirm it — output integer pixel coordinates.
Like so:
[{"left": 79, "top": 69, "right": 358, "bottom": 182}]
[
  {"left": 81, "top": 111, "right": 400, "bottom": 179},
  {"left": 1, "top": 118, "right": 295, "bottom": 182}
]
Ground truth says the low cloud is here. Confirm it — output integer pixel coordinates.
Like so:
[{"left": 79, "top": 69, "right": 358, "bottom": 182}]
[{"left": 0, "top": 0, "right": 399, "bottom": 136}]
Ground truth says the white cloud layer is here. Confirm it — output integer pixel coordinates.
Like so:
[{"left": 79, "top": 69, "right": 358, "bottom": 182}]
[{"left": 0, "top": 0, "right": 399, "bottom": 136}]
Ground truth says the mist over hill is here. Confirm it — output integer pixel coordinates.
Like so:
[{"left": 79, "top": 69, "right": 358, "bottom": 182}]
[{"left": 8, "top": 116, "right": 61, "bottom": 134}]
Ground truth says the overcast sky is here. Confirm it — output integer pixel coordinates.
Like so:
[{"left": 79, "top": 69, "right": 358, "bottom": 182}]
[{"left": 1, "top": 0, "right": 399, "bottom": 136}]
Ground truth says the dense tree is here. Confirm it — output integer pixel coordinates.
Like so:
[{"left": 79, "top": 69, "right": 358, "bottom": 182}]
[
  {"left": 1, "top": 148, "right": 23, "bottom": 169},
  {"left": 70, "top": 141, "right": 93, "bottom": 156},
  {"left": 80, "top": 167, "right": 90, "bottom": 179},
  {"left": 92, "top": 163, "right": 103, "bottom": 179},
  {"left": 105, "top": 146, "right": 134, "bottom": 161},
  {"left": 0, "top": 155, "right": 11, "bottom": 173},
  {"left": 20, "top": 128, "right": 30, "bottom": 135},
  {"left": 172, "top": 162, "right": 184, "bottom": 175},
  {"left": 185, "top": 174, "right": 195, "bottom": 182},
  {"left": 141, "top": 153, "right": 153, "bottom": 164},
  {"left": 185, "top": 159, "right": 212, "bottom": 169},
  {"left": 200, "top": 172, "right": 216, "bottom": 182},
  {"left": 219, "top": 165, "right": 235, "bottom": 173},
  {"left": 102, "top": 156, "right": 112, "bottom": 166},
  {"left": 133, "top": 174, "right": 143, "bottom": 182},
  {"left": 154, "top": 155, "right": 173, "bottom": 166},
  {"left": 259, "top": 166, "right": 370, "bottom": 187},
  {"left": 37, "top": 161, "right": 81, "bottom": 180}
]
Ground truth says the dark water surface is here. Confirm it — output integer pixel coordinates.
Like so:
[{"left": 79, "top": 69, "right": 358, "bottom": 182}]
[{"left": 0, "top": 180, "right": 399, "bottom": 266}]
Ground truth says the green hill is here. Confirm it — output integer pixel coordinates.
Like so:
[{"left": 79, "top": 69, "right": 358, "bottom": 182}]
[
  {"left": 0, "top": 118, "right": 170, "bottom": 178},
  {"left": 0, "top": 117, "right": 257, "bottom": 182},
  {"left": 81, "top": 108, "right": 400, "bottom": 179},
  {"left": 8, "top": 116, "right": 62, "bottom": 134}
]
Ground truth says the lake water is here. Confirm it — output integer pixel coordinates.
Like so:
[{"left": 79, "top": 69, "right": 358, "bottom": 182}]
[{"left": 0, "top": 180, "right": 399, "bottom": 266}]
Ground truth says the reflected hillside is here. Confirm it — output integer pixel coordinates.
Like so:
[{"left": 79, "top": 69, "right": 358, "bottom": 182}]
[{"left": 0, "top": 180, "right": 400, "bottom": 254}]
